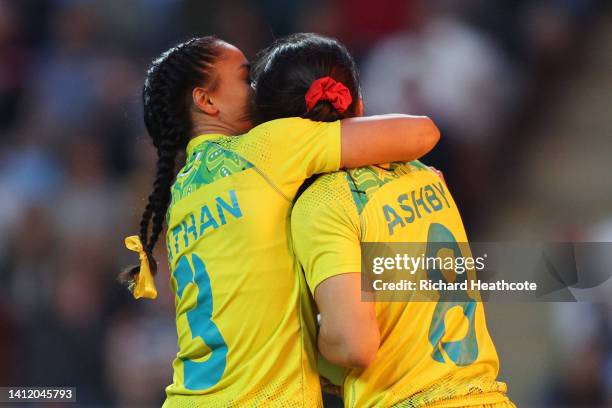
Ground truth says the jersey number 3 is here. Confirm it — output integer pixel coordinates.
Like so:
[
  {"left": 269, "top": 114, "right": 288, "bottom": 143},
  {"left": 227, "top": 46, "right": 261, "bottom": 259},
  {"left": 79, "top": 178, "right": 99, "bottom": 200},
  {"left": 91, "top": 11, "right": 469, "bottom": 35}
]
[{"left": 173, "top": 254, "right": 228, "bottom": 390}]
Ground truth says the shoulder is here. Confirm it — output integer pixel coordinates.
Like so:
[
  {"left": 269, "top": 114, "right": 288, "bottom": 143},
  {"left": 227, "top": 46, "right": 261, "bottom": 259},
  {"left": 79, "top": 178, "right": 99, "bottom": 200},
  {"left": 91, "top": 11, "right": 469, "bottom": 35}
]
[
  {"left": 232, "top": 117, "right": 332, "bottom": 151},
  {"left": 248, "top": 117, "right": 321, "bottom": 134},
  {"left": 296, "top": 171, "right": 350, "bottom": 205},
  {"left": 293, "top": 171, "right": 356, "bottom": 223},
  {"left": 246, "top": 117, "right": 341, "bottom": 142},
  {"left": 406, "top": 160, "right": 433, "bottom": 172}
]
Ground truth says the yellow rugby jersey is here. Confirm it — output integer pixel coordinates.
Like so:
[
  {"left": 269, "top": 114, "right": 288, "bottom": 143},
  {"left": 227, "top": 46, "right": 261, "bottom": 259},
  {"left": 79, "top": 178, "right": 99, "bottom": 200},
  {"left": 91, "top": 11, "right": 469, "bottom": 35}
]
[
  {"left": 291, "top": 162, "right": 509, "bottom": 408},
  {"left": 163, "top": 117, "right": 341, "bottom": 407}
]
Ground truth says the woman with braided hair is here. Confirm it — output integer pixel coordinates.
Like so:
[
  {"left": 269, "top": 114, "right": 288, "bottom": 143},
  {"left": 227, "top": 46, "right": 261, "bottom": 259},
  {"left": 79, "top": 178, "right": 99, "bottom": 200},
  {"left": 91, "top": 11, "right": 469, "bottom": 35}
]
[{"left": 123, "top": 35, "right": 440, "bottom": 407}]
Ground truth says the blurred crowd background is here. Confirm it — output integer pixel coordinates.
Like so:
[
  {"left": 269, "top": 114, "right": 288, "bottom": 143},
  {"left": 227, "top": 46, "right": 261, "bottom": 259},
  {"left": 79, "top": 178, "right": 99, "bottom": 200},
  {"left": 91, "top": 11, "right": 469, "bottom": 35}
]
[{"left": 0, "top": 0, "right": 611, "bottom": 407}]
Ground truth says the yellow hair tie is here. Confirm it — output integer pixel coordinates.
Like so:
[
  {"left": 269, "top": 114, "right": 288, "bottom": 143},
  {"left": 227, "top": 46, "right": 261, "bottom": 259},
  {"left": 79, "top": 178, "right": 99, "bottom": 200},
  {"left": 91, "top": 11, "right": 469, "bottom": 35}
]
[{"left": 124, "top": 235, "right": 158, "bottom": 299}]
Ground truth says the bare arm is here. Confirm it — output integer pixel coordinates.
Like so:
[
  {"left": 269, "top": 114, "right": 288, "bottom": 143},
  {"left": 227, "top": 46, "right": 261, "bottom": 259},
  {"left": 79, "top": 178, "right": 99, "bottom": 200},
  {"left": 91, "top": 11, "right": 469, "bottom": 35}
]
[
  {"left": 315, "top": 273, "right": 380, "bottom": 369},
  {"left": 339, "top": 114, "right": 439, "bottom": 168}
]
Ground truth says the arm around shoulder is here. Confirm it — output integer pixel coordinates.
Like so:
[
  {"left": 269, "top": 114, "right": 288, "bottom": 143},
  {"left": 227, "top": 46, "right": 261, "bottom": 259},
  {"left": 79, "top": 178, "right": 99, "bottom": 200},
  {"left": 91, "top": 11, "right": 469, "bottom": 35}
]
[{"left": 339, "top": 114, "right": 440, "bottom": 168}]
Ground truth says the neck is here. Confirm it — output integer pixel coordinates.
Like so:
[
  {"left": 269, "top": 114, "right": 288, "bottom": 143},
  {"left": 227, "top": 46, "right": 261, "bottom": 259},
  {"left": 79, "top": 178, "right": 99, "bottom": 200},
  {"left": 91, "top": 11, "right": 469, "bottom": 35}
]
[{"left": 191, "top": 121, "right": 239, "bottom": 138}]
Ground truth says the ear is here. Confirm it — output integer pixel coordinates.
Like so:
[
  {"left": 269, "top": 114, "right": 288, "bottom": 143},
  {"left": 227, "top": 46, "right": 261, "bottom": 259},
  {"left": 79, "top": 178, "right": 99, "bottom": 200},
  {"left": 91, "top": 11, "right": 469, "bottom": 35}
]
[
  {"left": 356, "top": 98, "right": 365, "bottom": 117},
  {"left": 193, "top": 87, "right": 219, "bottom": 116}
]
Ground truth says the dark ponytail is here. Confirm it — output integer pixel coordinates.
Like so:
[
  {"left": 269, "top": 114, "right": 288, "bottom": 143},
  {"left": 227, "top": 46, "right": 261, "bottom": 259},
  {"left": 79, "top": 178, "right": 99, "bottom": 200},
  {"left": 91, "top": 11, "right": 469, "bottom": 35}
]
[
  {"left": 119, "top": 37, "right": 222, "bottom": 287},
  {"left": 252, "top": 33, "right": 361, "bottom": 124}
]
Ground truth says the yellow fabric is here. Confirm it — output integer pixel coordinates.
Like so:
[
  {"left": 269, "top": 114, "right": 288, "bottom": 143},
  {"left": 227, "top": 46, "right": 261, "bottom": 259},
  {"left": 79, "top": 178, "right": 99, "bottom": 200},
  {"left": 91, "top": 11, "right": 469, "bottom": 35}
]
[
  {"left": 124, "top": 235, "right": 158, "bottom": 299},
  {"left": 162, "top": 118, "right": 341, "bottom": 407},
  {"left": 291, "top": 162, "right": 509, "bottom": 408},
  {"left": 424, "top": 392, "right": 514, "bottom": 408}
]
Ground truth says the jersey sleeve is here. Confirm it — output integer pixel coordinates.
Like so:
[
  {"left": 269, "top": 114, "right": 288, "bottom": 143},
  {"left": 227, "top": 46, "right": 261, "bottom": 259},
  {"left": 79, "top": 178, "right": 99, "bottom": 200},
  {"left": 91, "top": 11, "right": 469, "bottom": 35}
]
[
  {"left": 231, "top": 118, "right": 341, "bottom": 190},
  {"left": 291, "top": 173, "right": 362, "bottom": 295}
]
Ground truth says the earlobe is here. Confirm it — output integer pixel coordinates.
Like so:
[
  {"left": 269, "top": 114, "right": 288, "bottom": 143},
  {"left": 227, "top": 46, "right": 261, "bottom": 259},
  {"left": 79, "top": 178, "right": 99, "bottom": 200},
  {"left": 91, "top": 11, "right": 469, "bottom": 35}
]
[{"left": 193, "top": 87, "right": 219, "bottom": 116}]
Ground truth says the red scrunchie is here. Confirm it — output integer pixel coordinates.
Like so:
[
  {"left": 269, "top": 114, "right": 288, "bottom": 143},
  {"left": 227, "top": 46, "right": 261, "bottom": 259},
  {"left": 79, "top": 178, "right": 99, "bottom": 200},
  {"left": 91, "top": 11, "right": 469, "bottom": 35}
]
[{"left": 305, "top": 76, "right": 353, "bottom": 113}]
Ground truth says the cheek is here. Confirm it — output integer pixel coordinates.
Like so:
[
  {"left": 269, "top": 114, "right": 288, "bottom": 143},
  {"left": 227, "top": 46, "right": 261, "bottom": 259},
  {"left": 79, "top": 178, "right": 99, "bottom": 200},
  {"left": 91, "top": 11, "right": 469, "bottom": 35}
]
[
  {"left": 236, "top": 84, "right": 252, "bottom": 109},
  {"left": 221, "top": 81, "right": 252, "bottom": 121},
  {"left": 240, "top": 82, "right": 251, "bottom": 100}
]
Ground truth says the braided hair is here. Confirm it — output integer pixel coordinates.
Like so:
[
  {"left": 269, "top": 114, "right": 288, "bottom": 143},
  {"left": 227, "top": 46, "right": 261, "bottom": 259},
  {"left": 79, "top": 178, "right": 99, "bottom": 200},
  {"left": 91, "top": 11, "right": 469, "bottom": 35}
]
[{"left": 119, "top": 37, "right": 222, "bottom": 287}]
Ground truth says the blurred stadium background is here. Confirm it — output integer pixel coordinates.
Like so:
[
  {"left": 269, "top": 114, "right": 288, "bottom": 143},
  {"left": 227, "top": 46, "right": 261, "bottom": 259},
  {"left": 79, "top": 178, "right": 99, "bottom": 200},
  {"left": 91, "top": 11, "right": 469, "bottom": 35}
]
[{"left": 0, "top": 0, "right": 611, "bottom": 407}]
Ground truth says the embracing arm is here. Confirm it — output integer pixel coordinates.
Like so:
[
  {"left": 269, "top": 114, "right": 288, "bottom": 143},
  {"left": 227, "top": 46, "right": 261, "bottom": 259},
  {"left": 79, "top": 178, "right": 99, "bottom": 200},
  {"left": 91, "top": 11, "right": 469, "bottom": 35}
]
[
  {"left": 340, "top": 114, "right": 439, "bottom": 168},
  {"left": 315, "top": 273, "right": 380, "bottom": 369}
]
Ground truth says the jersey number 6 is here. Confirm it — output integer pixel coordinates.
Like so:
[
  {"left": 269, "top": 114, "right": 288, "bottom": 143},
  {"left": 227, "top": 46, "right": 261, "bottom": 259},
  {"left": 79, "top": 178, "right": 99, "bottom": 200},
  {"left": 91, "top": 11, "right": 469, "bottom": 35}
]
[{"left": 425, "top": 223, "right": 479, "bottom": 366}]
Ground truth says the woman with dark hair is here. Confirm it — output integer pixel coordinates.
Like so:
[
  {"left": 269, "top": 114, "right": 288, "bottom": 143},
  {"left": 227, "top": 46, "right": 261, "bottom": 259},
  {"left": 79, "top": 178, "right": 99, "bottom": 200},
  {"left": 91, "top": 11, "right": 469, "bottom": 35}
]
[
  {"left": 254, "top": 33, "right": 514, "bottom": 408},
  {"left": 124, "top": 36, "right": 439, "bottom": 406}
]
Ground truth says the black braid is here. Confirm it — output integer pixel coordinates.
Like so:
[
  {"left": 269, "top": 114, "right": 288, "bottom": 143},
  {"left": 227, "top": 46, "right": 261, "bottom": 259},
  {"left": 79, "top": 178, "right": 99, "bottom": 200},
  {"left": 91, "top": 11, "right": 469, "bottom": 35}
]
[{"left": 119, "top": 37, "right": 222, "bottom": 288}]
